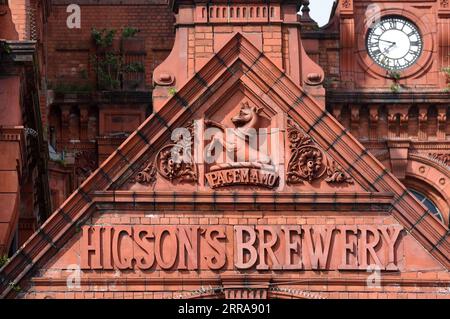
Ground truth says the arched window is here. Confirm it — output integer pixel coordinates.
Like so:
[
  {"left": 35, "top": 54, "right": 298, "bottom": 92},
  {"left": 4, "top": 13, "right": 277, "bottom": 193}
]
[{"left": 408, "top": 189, "right": 444, "bottom": 222}]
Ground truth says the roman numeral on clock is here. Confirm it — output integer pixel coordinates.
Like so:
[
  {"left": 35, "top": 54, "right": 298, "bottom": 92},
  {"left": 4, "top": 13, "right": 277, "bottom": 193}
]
[{"left": 372, "top": 50, "right": 382, "bottom": 59}]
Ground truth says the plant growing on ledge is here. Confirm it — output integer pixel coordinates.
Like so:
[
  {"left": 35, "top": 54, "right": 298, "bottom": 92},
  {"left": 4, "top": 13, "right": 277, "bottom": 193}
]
[
  {"left": 91, "top": 52, "right": 123, "bottom": 90},
  {"left": 91, "top": 28, "right": 116, "bottom": 48},
  {"left": 122, "top": 26, "right": 140, "bottom": 38},
  {"left": 8, "top": 282, "right": 21, "bottom": 292},
  {"left": 443, "top": 67, "right": 450, "bottom": 92},
  {"left": 168, "top": 87, "right": 177, "bottom": 96},
  {"left": 388, "top": 70, "right": 402, "bottom": 93},
  {"left": 0, "top": 254, "right": 9, "bottom": 268},
  {"left": 123, "top": 61, "right": 145, "bottom": 73},
  {"left": 0, "top": 41, "right": 11, "bottom": 62},
  {"left": 0, "top": 41, "right": 11, "bottom": 55},
  {"left": 91, "top": 28, "right": 146, "bottom": 91},
  {"left": 390, "top": 83, "right": 401, "bottom": 93}
]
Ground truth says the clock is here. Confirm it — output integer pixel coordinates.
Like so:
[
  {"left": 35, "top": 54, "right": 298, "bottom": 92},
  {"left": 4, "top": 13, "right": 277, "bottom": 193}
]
[{"left": 366, "top": 16, "right": 422, "bottom": 71}]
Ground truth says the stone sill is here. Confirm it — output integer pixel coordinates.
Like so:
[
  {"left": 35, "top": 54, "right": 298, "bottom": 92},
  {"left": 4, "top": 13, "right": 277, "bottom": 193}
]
[{"left": 50, "top": 90, "right": 152, "bottom": 105}]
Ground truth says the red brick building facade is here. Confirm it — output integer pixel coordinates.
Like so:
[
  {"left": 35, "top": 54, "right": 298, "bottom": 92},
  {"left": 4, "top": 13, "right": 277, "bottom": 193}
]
[{"left": 0, "top": 0, "right": 449, "bottom": 299}]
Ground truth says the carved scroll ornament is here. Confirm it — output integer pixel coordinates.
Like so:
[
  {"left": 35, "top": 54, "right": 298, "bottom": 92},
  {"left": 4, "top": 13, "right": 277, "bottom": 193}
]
[
  {"left": 134, "top": 161, "right": 157, "bottom": 186},
  {"left": 133, "top": 122, "right": 198, "bottom": 185},
  {"left": 287, "top": 119, "right": 353, "bottom": 185},
  {"left": 155, "top": 143, "right": 197, "bottom": 182}
]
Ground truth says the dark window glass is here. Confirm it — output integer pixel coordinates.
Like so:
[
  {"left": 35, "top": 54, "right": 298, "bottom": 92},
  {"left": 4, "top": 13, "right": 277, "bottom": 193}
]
[{"left": 409, "top": 189, "right": 444, "bottom": 222}]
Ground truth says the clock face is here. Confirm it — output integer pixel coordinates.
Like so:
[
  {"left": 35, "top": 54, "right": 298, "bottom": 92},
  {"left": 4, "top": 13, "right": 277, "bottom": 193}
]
[{"left": 366, "top": 17, "right": 423, "bottom": 71}]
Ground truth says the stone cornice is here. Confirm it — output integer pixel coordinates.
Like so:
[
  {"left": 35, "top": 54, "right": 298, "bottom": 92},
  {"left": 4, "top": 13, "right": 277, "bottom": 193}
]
[
  {"left": 50, "top": 90, "right": 152, "bottom": 105},
  {"left": 30, "top": 275, "right": 450, "bottom": 288},
  {"left": 0, "top": 40, "right": 36, "bottom": 63},
  {"left": 327, "top": 90, "right": 450, "bottom": 104},
  {"left": 93, "top": 191, "right": 395, "bottom": 212},
  {"left": 301, "top": 30, "right": 340, "bottom": 40}
]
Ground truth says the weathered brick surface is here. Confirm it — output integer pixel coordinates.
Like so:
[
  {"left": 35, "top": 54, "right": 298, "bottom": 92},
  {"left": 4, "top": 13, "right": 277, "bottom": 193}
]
[{"left": 46, "top": 4, "right": 175, "bottom": 87}]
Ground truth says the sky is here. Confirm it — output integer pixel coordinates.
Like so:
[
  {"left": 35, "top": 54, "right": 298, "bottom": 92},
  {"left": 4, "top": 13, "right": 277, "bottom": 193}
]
[{"left": 308, "top": 0, "right": 336, "bottom": 27}]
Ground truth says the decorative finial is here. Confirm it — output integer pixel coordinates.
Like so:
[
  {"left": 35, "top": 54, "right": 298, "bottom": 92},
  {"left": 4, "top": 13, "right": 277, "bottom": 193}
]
[{"left": 299, "top": 0, "right": 319, "bottom": 30}]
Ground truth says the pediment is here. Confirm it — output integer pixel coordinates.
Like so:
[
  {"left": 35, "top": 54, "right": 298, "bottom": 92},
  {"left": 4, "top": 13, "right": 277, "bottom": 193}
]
[{"left": 115, "top": 71, "right": 366, "bottom": 193}]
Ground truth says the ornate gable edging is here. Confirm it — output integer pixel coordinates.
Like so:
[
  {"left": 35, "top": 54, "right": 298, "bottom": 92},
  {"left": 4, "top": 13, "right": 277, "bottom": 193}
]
[
  {"left": 1, "top": 33, "right": 449, "bottom": 298},
  {"left": 91, "top": 191, "right": 395, "bottom": 212}
]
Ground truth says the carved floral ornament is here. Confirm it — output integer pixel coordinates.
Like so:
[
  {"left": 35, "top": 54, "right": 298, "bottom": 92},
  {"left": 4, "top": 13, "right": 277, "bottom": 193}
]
[
  {"left": 134, "top": 161, "right": 157, "bottom": 185},
  {"left": 132, "top": 114, "right": 353, "bottom": 188},
  {"left": 342, "top": 0, "right": 352, "bottom": 9},
  {"left": 133, "top": 121, "right": 198, "bottom": 186},
  {"left": 429, "top": 153, "right": 450, "bottom": 166},
  {"left": 286, "top": 119, "right": 353, "bottom": 185}
]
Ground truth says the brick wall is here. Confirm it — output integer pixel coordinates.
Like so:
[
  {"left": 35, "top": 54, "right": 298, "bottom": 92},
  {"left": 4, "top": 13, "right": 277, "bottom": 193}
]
[{"left": 46, "top": 3, "right": 175, "bottom": 88}]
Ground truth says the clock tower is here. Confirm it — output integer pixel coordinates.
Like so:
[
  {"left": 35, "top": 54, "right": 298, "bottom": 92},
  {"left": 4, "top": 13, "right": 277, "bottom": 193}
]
[{"left": 328, "top": 0, "right": 447, "bottom": 89}]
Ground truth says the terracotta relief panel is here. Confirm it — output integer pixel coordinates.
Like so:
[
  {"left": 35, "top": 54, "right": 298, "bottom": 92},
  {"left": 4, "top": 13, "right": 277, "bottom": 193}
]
[{"left": 126, "top": 97, "right": 360, "bottom": 193}]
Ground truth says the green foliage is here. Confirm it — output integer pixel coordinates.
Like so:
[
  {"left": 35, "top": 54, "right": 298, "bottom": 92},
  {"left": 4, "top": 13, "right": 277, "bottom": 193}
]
[
  {"left": 92, "top": 52, "right": 122, "bottom": 90},
  {"left": 90, "top": 27, "right": 145, "bottom": 91},
  {"left": 0, "top": 255, "right": 9, "bottom": 268},
  {"left": 168, "top": 87, "right": 177, "bottom": 96},
  {"left": 387, "top": 70, "right": 402, "bottom": 93},
  {"left": 0, "top": 42, "right": 11, "bottom": 54},
  {"left": 8, "top": 282, "right": 21, "bottom": 292},
  {"left": 443, "top": 67, "right": 450, "bottom": 77},
  {"left": 123, "top": 61, "right": 145, "bottom": 73},
  {"left": 91, "top": 54, "right": 145, "bottom": 91},
  {"left": 442, "top": 67, "right": 450, "bottom": 92},
  {"left": 390, "top": 83, "right": 401, "bottom": 93},
  {"left": 122, "top": 27, "right": 140, "bottom": 38},
  {"left": 388, "top": 70, "right": 401, "bottom": 81},
  {"left": 91, "top": 28, "right": 116, "bottom": 48}
]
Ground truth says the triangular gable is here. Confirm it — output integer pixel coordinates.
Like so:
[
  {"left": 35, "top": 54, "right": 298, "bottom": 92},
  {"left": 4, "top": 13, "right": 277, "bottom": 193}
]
[{"left": 0, "top": 33, "right": 448, "bottom": 298}]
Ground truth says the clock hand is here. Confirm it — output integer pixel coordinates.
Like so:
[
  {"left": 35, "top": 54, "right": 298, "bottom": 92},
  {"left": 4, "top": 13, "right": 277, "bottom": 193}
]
[
  {"left": 379, "top": 39, "right": 396, "bottom": 45},
  {"left": 383, "top": 42, "right": 396, "bottom": 54}
]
